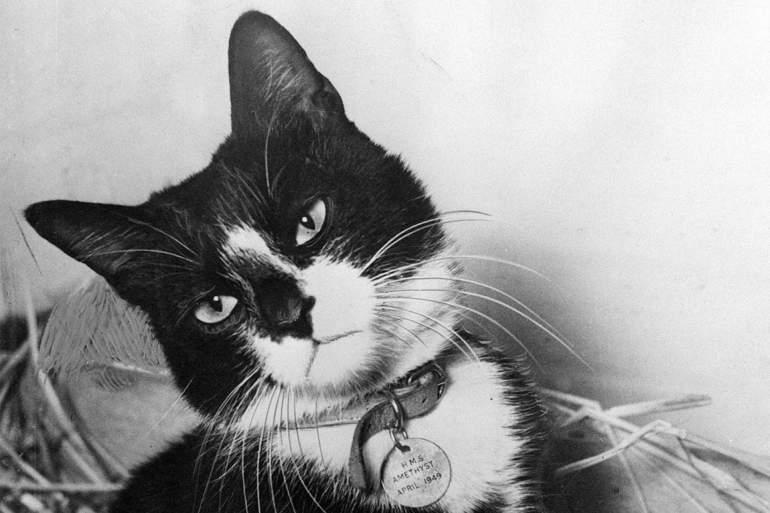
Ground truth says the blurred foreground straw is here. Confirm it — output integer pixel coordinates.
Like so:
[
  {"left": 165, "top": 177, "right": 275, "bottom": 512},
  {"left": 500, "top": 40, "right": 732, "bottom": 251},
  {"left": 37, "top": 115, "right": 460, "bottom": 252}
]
[{"left": 0, "top": 274, "right": 124, "bottom": 513}]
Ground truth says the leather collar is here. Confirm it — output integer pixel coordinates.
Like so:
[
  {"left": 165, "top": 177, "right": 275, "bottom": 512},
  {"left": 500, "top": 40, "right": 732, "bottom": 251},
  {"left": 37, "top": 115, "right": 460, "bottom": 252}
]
[
  {"left": 348, "top": 362, "right": 448, "bottom": 491},
  {"left": 282, "top": 362, "right": 449, "bottom": 492}
]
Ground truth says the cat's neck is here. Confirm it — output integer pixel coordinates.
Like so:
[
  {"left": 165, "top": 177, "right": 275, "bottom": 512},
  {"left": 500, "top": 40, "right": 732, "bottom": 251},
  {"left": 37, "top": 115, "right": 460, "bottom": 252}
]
[{"left": 223, "top": 354, "right": 449, "bottom": 433}]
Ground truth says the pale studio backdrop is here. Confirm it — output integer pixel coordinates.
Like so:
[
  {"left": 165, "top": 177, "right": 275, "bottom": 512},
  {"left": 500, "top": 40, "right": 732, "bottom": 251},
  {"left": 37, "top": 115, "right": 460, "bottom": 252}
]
[{"left": 2, "top": 1, "right": 770, "bottom": 455}]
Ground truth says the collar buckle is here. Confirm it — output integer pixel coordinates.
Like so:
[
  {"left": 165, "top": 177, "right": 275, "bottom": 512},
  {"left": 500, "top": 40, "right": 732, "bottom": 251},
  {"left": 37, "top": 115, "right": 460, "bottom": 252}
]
[{"left": 404, "top": 361, "right": 448, "bottom": 400}]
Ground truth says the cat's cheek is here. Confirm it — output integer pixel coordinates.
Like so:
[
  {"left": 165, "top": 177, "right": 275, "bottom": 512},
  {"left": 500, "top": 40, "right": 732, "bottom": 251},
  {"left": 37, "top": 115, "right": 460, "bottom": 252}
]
[
  {"left": 301, "top": 258, "right": 376, "bottom": 341},
  {"left": 308, "top": 332, "right": 379, "bottom": 386}
]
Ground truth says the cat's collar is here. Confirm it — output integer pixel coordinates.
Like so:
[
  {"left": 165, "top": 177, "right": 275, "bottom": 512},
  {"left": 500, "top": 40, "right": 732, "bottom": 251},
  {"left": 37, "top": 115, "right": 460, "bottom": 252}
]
[
  {"left": 347, "top": 362, "right": 448, "bottom": 491},
  {"left": 282, "top": 362, "right": 449, "bottom": 491},
  {"left": 286, "top": 361, "right": 448, "bottom": 430}
]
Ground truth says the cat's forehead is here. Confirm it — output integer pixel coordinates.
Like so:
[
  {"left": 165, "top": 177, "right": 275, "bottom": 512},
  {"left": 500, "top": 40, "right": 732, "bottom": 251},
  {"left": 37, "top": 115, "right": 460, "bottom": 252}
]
[{"left": 157, "top": 144, "right": 324, "bottom": 221}]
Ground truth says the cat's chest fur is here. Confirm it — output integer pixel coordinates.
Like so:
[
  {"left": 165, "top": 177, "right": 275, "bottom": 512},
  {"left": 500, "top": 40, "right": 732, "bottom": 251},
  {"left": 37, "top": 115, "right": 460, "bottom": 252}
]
[{"left": 270, "top": 349, "right": 540, "bottom": 512}]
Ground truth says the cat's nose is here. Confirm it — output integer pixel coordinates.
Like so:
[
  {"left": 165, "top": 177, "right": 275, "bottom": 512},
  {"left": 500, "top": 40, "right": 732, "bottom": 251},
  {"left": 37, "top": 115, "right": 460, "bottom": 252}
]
[{"left": 257, "top": 276, "right": 315, "bottom": 332}]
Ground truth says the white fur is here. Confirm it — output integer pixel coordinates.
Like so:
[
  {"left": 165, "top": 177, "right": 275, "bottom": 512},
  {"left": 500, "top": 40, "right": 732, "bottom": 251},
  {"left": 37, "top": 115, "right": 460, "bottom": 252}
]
[
  {"left": 224, "top": 237, "right": 531, "bottom": 510},
  {"left": 223, "top": 224, "right": 295, "bottom": 276},
  {"left": 238, "top": 257, "right": 380, "bottom": 391},
  {"left": 251, "top": 335, "right": 317, "bottom": 385},
  {"left": 271, "top": 353, "right": 532, "bottom": 512},
  {"left": 301, "top": 257, "right": 376, "bottom": 341},
  {"left": 225, "top": 225, "right": 272, "bottom": 256}
]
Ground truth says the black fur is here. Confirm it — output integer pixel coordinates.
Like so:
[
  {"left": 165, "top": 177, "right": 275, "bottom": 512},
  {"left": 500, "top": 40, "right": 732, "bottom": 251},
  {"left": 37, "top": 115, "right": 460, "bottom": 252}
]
[{"left": 25, "top": 11, "right": 545, "bottom": 512}]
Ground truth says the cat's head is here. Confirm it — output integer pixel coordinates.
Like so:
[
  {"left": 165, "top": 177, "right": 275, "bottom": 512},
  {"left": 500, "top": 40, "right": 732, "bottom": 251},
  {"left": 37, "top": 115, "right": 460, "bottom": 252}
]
[{"left": 25, "top": 12, "right": 459, "bottom": 420}]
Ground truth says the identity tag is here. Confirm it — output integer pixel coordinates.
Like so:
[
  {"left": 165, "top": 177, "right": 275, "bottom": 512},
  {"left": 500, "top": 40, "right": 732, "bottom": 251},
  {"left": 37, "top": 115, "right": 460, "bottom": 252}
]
[{"left": 381, "top": 437, "right": 451, "bottom": 508}]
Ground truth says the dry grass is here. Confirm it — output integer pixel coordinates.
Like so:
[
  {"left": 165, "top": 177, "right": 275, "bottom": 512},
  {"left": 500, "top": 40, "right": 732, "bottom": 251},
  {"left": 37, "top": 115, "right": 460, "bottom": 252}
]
[
  {"left": 544, "top": 389, "right": 770, "bottom": 512},
  {"left": 0, "top": 313, "right": 125, "bottom": 513}
]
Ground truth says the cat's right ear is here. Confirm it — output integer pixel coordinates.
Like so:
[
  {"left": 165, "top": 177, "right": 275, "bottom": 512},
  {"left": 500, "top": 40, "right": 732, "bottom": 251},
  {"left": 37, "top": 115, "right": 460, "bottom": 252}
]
[
  {"left": 24, "top": 200, "right": 169, "bottom": 296},
  {"left": 228, "top": 11, "right": 347, "bottom": 138}
]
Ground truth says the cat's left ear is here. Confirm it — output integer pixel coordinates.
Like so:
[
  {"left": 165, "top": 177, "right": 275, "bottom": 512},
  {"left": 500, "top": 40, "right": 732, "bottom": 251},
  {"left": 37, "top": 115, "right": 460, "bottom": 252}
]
[
  {"left": 228, "top": 11, "right": 347, "bottom": 138},
  {"left": 24, "top": 200, "right": 173, "bottom": 302}
]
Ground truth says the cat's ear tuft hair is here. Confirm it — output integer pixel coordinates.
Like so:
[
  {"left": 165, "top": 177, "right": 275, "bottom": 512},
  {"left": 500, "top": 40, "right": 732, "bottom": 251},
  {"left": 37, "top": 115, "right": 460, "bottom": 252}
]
[
  {"left": 228, "top": 11, "right": 346, "bottom": 138},
  {"left": 24, "top": 200, "right": 171, "bottom": 292}
]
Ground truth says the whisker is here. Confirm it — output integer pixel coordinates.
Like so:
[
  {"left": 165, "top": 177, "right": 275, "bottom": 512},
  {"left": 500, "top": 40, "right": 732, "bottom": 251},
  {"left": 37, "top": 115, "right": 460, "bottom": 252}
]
[
  {"left": 378, "top": 295, "right": 541, "bottom": 369},
  {"left": 277, "top": 389, "right": 286, "bottom": 446},
  {"left": 378, "top": 279, "right": 573, "bottom": 354},
  {"left": 374, "top": 314, "right": 422, "bottom": 348},
  {"left": 452, "top": 275, "right": 567, "bottom": 343},
  {"left": 239, "top": 425, "right": 251, "bottom": 513},
  {"left": 193, "top": 426, "right": 219, "bottom": 513},
  {"left": 140, "top": 380, "right": 193, "bottom": 442},
  {"left": 269, "top": 163, "right": 290, "bottom": 200},
  {"left": 262, "top": 386, "right": 281, "bottom": 512},
  {"left": 264, "top": 111, "right": 275, "bottom": 195},
  {"left": 314, "top": 399, "right": 327, "bottom": 470},
  {"left": 285, "top": 391, "right": 330, "bottom": 513},
  {"left": 361, "top": 211, "right": 490, "bottom": 274},
  {"left": 194, "top": 419, "right": 224, "bottom": 512},
  {"left": 211, "top": 377, "right": 267, "bottom": 508},
  {"left": 371, "top": 254, "right": 548, "bottom": 287},
  {"left": 369, "top": 215, "right": 485, "bottom": 269},
  {"left": 379, "top": 288, "right": 588, "bottom": 368},
  {"left": 376, "top": 306, "right": 477, "bottom": 362},
  {"left": 371, "top": 315, "right": 416, "bottom": 348},
  {"left": 456, "top": 310, "right": 497, "bottom": 341},
  {"left": 290, "top": 389, "right": 304, "bottom": 459},
  {"left": 274, "top": 389, "right": 298, "bottom": 513},
  {"left": 257, "top": 386, "right": 280, "bottom": 513},
  {"left": 195, "top": 371, "right": 264, "bottom": 511}
]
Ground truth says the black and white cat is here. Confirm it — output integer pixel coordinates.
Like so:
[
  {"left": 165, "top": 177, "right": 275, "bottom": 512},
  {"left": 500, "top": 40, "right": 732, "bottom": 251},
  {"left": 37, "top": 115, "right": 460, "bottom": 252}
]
[{"left": 26, "top": 11, "right": 545, "bottom": 513}]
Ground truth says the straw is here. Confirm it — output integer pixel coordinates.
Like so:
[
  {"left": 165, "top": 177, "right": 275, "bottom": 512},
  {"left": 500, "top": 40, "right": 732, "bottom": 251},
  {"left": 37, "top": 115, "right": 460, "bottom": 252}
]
[
  {"left": 0, "top": 273, "right": 125, "bottom": 512},
  {"left": 545, "top": 388, "right": 770, "bottom": 512}
]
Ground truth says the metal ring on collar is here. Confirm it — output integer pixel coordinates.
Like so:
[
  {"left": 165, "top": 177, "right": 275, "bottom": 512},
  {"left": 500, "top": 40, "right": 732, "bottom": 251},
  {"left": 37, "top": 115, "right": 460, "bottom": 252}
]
[{"left": 381, "top": 388, "right": 405, "bottom": 432}]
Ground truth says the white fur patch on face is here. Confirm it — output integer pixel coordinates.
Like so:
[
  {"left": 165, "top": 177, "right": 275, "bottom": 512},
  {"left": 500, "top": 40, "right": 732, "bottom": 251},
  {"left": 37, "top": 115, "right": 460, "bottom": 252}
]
[
  {"left": 223, "top": 224, "right": 295, "bottom": 275},
  {"left": 302, "top": 258, "right": 376, "bottom": 341},
  {"left": 225, "top": 225, "right": 271, "bottom": 255},
  {"left": 255, "top": 335, "right": 317, "bottom": 385},
  {"left": 245, "top": 254, "right": 460, "bottom": 395},
  {"left": 240, "top": 257, "right": 379, "bottom": 392}
]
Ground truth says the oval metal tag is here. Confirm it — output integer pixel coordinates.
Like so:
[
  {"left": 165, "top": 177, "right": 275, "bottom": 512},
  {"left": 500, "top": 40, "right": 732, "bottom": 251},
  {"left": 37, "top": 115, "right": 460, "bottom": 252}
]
[{"left": 381, "top": 438, "right": 451, "bottom": 508}]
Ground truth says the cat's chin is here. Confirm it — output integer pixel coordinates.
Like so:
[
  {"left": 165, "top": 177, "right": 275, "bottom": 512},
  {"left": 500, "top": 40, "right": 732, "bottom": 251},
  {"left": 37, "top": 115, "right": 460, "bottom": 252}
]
[
  {"left": 261, "top": 332, "right": 379, "bottom": 393},
  {"left": 261, "top": 336, "right": 319, "bottom": 385},
  {"left": 261, "top": 331, "right": 438, "bottom": 401}
]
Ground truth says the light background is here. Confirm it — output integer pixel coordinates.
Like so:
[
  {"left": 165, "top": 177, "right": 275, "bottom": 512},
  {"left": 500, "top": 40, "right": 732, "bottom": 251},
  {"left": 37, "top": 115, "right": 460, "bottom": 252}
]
[{"left": 2, "top": 1, "right": 769, "bottom": 455}]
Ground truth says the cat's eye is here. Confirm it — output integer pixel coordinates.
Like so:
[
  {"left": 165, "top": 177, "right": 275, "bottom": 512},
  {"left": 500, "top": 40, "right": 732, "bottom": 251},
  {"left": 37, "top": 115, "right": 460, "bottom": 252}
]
[
  {"left": 194, "top": 294, "right": 239, "bottom": 324},
  {"left": 295, "top": 198, "right": 327, "bottom": 246}
]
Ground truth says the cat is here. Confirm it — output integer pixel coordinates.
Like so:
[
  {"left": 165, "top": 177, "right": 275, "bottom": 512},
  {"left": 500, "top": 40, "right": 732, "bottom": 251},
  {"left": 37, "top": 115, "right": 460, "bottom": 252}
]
[{"left": 25, "top": 11, "right": 546, "bottom": 513}]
